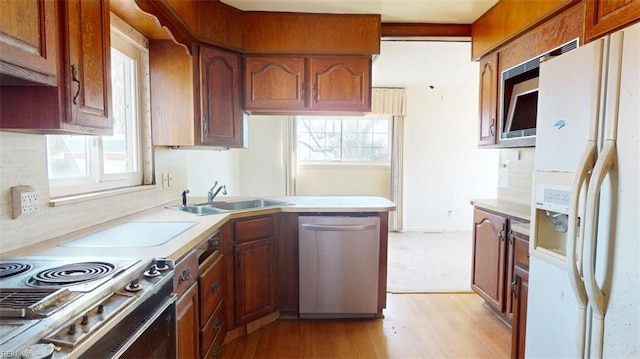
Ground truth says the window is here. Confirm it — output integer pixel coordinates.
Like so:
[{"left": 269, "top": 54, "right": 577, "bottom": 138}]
[
  {"left": 296, "top": 115, "right": 391, "bottom": 163},
  {"left": 46, "top": 26, "right": 145, "bottom": 197}
]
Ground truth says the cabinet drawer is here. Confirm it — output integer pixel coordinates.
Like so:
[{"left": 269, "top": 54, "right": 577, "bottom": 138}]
[
  {"left": 174, "top": 251, "right": 198, "bottom": 297},
  {"left": 202, "top": 325, "right": 226, "bottom": 358},
  {"left": 513, "top": 232, "right": 530, "bottom": 268},
  {"left": 199, "top": 255, "right": 225, "bottom": 327},
  {"left": 234, "top": 216, "right": 274, "bottom": 243},
  {"left": 200, "top": 299, "right": 226, "bottom": 356}
]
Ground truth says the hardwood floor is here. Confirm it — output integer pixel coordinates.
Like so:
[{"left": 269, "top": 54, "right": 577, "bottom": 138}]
[{"left": 221, "top": 293, "right": 511, "bottom": 358}]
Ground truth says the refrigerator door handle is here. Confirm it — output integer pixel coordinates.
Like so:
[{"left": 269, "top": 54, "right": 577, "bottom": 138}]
[
  {"left": 567, "top": 141, "right": 596, "bottom": 357},
  {"left": 583, "top": 140, "right": 616, "bottom": 358}
]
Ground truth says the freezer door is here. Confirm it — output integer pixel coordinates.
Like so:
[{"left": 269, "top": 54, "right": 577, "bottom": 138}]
[{"left": 535, "top": 38, "right": 604, "bottom": 173}]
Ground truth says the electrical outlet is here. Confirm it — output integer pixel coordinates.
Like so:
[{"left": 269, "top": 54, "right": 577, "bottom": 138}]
[
  {"left": 162, "top": 173, "right": 168, "bottom": 188},
  {"left": 168, "top": 172, "right": 174, "bottom": 187},
  {"left": 11, "top": 186, "right": 38, "bottom": 219}
]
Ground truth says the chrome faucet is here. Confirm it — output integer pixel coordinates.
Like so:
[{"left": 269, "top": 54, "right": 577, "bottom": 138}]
[{"left": 207, "top": 182, "right": 227, "bottom": 202}]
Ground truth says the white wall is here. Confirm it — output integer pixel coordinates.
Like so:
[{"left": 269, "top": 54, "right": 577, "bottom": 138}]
[
  {"left": 374, "top": 41, "right": 498, "bottom": 232},
  {"left": 184, "top": 116, "right": 289, "bottom": 198},
  {"left": 184, "top": 148, "right": 240, "bottom": 199},
  {"left": 237, "top": 116, "right": 287, "bottom": 197},
  {"left": 296, "top": 164, "right": 390, "bottom": 197}
]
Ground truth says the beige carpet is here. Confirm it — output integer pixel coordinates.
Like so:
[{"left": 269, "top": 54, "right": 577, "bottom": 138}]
[{"left": 387, "top": 231, "right": 473, "bottom": 293}]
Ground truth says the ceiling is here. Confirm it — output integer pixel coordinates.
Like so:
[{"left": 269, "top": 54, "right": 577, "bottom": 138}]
[{"left": 222, "top": 0, "right": 498, "bottom": 24}]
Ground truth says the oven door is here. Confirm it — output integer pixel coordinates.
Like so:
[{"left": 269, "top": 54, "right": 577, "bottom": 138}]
[{"left": 78, "top": 295, "right": 177, "bottom": 359}]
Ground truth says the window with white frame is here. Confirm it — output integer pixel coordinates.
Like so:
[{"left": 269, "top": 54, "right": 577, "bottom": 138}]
[
  {"left": 46, "top": 26, "right": 145, "bottom": 197},
  {"left": 296, "top": 115, "right": 391, "bottom": 163}
]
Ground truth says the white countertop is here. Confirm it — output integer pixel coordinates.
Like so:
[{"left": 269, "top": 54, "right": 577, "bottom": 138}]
[
  {"left": 4, "top": 196, "right": 396, "bottom": 261},
  {"left": 471, "top": 198, "right": 531, "bottom": 221}
]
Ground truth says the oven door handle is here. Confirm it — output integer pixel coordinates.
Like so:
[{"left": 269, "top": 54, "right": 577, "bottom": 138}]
[{"left": 110, "top": 294, "right": 177, "bottom": 358}]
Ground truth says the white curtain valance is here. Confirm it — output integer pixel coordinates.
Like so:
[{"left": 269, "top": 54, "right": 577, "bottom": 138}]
[{"left": 372, "top": 88, "right": 407, "bottom": 116}]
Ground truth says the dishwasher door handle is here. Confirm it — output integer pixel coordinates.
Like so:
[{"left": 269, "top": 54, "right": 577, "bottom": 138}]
[{"left": 301, "top": 224, "right": 377, "bottom": 231}]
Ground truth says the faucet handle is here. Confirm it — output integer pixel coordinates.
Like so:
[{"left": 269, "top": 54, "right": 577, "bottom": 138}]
[{"left": 221, "top": 185, "right": 227, "bottom": 195}]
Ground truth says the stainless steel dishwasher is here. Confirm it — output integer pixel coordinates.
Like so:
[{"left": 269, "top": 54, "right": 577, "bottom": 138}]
[{"left": 298, "top": 215, "right": 380, "bottom": 318}]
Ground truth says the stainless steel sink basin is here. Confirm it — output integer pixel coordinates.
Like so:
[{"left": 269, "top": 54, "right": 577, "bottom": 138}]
[
  {"left": 196, "top": 199, "right": 293, "bottom": 211},
  {"left": 168, "top": 205, "right": 229, "bottom": 216},
  {"left": 168, "top": 199, "right": 292, "bottom": 215}
]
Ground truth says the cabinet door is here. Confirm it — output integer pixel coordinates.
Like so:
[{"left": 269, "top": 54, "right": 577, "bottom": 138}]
[
  {"left": 471, "top": 208, "right": 507, "bottom": 312},
  {"left": 177, "top": 283, "right": 199, "bottom": 359},
  {"left": 199, "top": 46, "right": 245, "bottom": 147},
  {"left": 585, "top": 0, "right": 640, "bottom": 41},
  {"left": 149, "top": 40, "right": 195, "bottom": 146},
  {"left": 0, "top": 0, "right": 58, "bottom": 85},
  {"left": 308, "top": 57, "right": 371, "bottom": 112},
  {"left": 64, "top": 0, "right": 113, "bottom": 133},
  {"left": 511, "top": 265, "right": 529, "bottom": 359},
  {"left": 478, "top": 51, "right": 499, "bottom": 147},
  {"left": 234, "top": 237, "right": 275, "bottom": 325},
  {"left": 244, "top": 56, "right": 305, "bottom": 111}
]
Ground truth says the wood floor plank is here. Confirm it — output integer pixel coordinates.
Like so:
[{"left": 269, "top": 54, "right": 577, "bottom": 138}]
[{"left": 220, "top": 293, "right": 511, "bottom": 358}]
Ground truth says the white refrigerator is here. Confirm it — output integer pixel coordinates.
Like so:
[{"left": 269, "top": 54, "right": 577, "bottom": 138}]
[{"left": 527, "top": 21, "right": 639, "bottom": 358}]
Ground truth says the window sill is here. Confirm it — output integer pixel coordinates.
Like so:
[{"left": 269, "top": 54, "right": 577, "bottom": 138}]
[
  {"left": 298, "top": 162, "right": 391, "bottom": 169},
  {"left": 49, "top": 185, "right": 158, "bottom": 207}
]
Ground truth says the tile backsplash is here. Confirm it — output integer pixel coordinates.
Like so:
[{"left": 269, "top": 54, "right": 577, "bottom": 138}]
[
  {"left": 497, "top": 147, "right": 535, "bottom": 206},
  {"left": 0, "top": 131, "right": 186, "bottom": 254}
]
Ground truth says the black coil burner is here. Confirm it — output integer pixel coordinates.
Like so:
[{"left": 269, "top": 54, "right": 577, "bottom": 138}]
[
  {"left": 28, "top": 261, "right": 116, "bottom": 287},
  {"left": 0, "top": 262, "right": 33, "bottom": 279}
]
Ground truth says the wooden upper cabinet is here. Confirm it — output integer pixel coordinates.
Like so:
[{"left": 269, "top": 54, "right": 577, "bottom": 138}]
[
  {"left": 585, "top": 0, "right": 640, "bottom": 41},
  {"left": 309, "top": 57, "right": 371, "bottom": 112},
  {"left": 63, "top": 0, "right": 112, "bottom": 132},
  {"left": 244, "top": 57, "right": 306, "bottom": 111},
  {"left": 478, "top": 52, "right": 499, "bottom": 147},
  {"left": 149, "top": 40, "right": 195, "bottom": 146},
  {"left": 243, "top": 56, "right": 371, "bottom": 114},
  {"left": 0, "top": 0, "right": 112, "bottom": 135},
  {"left": 150, "top": 41, "right": 245, "bottom": 147},
  {"left": 0, "top": 0, "right": 58, "bottom": 85},
  {"left": 198, "top": 46, "right": 246, "bottom": 148}
]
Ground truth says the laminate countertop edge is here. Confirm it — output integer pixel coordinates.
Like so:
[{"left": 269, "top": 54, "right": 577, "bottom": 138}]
[
  {"left": 3, "top": 196, "right": 396, "bottom": 262},
  {"left": 471, "top": 198, "right": 532, "bottom": 222}
]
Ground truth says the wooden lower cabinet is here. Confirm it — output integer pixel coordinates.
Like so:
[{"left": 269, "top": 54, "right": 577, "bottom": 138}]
[
  {"left": 199, "top": 251, "right": 227, "bottom": 358},
  {"left": 230, "top": 215, "right": 277, "bottom": 326},
  {"left": 177, "top": 283, "right": 200, "bottom": 359},
  {"left": 234, "top": 236, "right": 276, "bottom": 325},
  {"left": 471, "top": 208, "right": 507, "bottom": 312},
  {"left": 175, "top": 251, "right": 199, "bottom": 359},
  {"left": 511, "top": 265, "right": 529, "bottom": 359},
  {"left": 472, "top": 207, "right": 530, "bottom": 358}
]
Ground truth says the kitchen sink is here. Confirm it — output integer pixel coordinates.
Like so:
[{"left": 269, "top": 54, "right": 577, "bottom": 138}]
[
  {"left": 169, "top": 199, "right": 292, "bottom": 215},
  {"left": 168, "top": 205, "right": 230, "bottom": 216},
  {"left": 197, "top": 199, "right": 293, "bottom": 211}
]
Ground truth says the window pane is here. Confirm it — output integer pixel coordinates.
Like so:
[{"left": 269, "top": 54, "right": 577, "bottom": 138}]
[
  {"left": 297, "top": 115, "right": 390, "bottom": 163},
  {"left": 46, "top": 135, "right": 91, "bottom": 179},
  {"left": 106, "top": 49, "right": 138, "bottom": 175}
]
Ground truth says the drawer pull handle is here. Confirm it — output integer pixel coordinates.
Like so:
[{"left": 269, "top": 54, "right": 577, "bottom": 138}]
[
  {"left": 178, "top": 268, "right": 192, "bottom": 284},
  {"left": 211, "top": 281, "right": 220, "bottom": 292},
  {"left": 212, "top": 317, "right": 223, "bottom": 331},
  {"left": 212, "top": 344, "right": 223, "bottom": 356}
]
